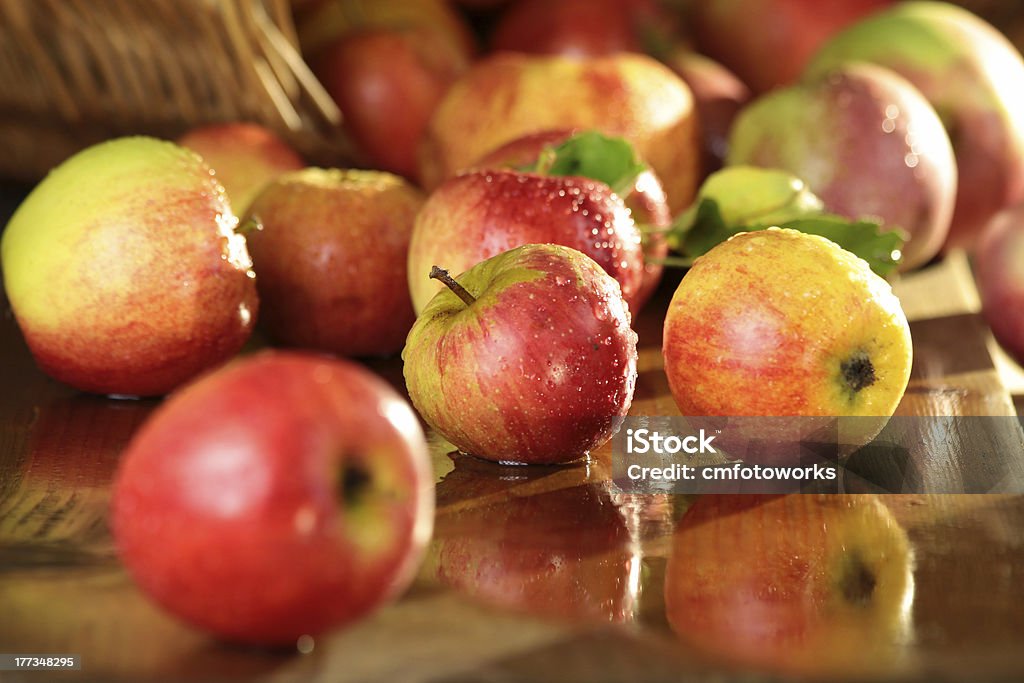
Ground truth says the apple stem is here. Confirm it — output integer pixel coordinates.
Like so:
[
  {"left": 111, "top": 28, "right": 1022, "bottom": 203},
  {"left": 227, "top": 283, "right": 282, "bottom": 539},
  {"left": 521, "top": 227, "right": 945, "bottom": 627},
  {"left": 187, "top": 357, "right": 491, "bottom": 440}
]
[{"left": 430, "top": 266, "right": 477, "bottom": 306}]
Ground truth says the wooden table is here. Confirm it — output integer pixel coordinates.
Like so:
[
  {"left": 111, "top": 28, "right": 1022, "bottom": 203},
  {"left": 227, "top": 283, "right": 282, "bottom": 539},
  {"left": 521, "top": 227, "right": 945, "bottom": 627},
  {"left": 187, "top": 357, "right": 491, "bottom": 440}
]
[{"left": 2, "top": 182, "right": 1024, "bottom": 682}]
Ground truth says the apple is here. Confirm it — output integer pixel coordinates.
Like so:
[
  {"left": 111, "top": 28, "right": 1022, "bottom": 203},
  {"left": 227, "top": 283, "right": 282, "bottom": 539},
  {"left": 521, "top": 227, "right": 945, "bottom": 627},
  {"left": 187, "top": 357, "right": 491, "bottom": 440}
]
[
  {"left": 408, "top": 169, "right": 645, "bottom": 314},
  {"left": 490, "top": 0, "right": 641, "bottom": 57},
  {"left": 469, "top": 129, "right": 671, "bottom": 312},
  {"left": 975, "top": 202, "right": 1024, "bottom": 365},
  {"left": 314, "top": 27, "right": 469, "bottom": 181},
  {"left": 111, "top": 350, "right": 434, "bottom": 646},
  {"left": 689, "top": 0, "right": 892, "bottom": 93},
  {"left": 295, "top": 0, "right": 476, "bottom": 61},
  {"left": 806, "top": 1, "right": 1024, "bottom": 250},
  {"left": 430, "top": 474, "right": 637, "bottom": 622},
  {"left": 0, "top": 136, "right": 258, "bottom": 397},
  {"left": 728, "top": 62, "right": 957, "bottom": 270},
  {"left": 663, "top": 228, "right": 912, "bottom": 418},
  {"left": 665, "top": 494, "right": 913, "bottom": 675},
  {"left": 664, "top": 50, "right": 751, "bottom": 176},
  {"left": 243, "top": 168, "right": 423, "bottom": 358},
  {"left": 403, "top": 243, "right": 638, "bottom": 465},
  {"left": 419, "top": 52, "right": 700, "bottom": 212},
  {"left": 176, "top": 123, "right": 304, "bottom": 216}
]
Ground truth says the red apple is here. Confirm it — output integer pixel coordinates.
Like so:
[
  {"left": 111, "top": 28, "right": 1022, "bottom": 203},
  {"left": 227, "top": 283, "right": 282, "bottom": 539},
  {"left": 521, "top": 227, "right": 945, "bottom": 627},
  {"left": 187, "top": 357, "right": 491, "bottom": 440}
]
[
  {"left": 403, "top": 244, "right": 638, "bottom": 465},
  {"left": 419, "top": 52, "right": 700, "bottom": 213},
  {"left": 491, "top": 0, "right": 640, "bottom": 57},
  {"left": 690, "top": 0, "right": 892, "bottom": 93},
  {"left": 111, "top": 351, "right": 434, "bottom": 646},
  {"left": 314, "top": 27, "right": 469, "bottom": 181},
  {"left": 0, "top": 136, "right": 258, "bottom": 397},
  {"left": 243, "top": 168, "right": 423, "bottom": 357},
  {"left": 665, "top": 495, "right": 912, "bottom": 676},
  {"left": 728, "top": 62, "right": 957, "bottom": 270},
  {"left": 807, "top": 2, "right": 1024, "bottom": 250},
  {"left": 975, "top": 202, "right": 1024, "bottom": 365},
  {"left": 664, "top": 50, "right": 751, "bottom": 176},
  {"left": 471, "top": 129, "right": 671, "bottom": 311},
  {"left": 176, "top": 123, "right": 305, "bottom": 215},
  {"left": 407, "top": 169, "right": 645, "bottom": 314}
]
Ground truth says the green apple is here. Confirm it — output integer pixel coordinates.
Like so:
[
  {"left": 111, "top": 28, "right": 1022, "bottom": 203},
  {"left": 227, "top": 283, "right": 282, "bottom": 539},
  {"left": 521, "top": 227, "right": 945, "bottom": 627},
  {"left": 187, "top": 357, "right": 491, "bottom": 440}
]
[{"left": 1, "top": 137, "right": 258, "bottom": 397}]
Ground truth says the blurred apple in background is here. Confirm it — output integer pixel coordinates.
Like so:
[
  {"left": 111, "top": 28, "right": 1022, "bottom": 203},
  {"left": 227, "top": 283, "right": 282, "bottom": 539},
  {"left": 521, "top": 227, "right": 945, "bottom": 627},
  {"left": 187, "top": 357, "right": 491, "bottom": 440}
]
[
  {"left": 112, "top": 351, "right": 434, "bottom": 646},
  {"left": 975, "top": 202, "right": 1024, "bottom": 366},
  {"left": 0, "top": 137, "right": 258, "bottom": 397},
  {"left": 664, "top": 50, "right": 751, "bottom": 176},
  {"left": 314, "top": 27, "right": 469, "bottom": 181},
  {"left": 469, "top": 129, "right": 671, "bottom": 311},
  {"left": 807, "top": 1, "right": 1024, "bottom": 251},
  {"left": 419, "top": 52, "right": 700, "bottom": 212},
  {"left": 430, "top": 472, "right": 638, "bottom": 622},
  {"left": 244, "top": 168, "right": 423, "bottom": 358},
  {"left": 665, "top": 494, "right": 913, "bottom": 676},
  {"left": 407, "top": 169, "right": 644, "bottom": 313},
  {"left": 728, "top": 62, "right": 956, "bottom": 270},
  {"left": 404, "top": 244, "right": 637, "bottom": 465},
  {"left": 688, "top": 0, "right": 892, "bottom": 93},
  {"left": 491, "top": 0, "right": 641, "bottom": 57},
  {"left": 176, "top": 123, "right": 304, "bottom": 216},
  {"left": 295, "top": 0, "right": 476, "bottom": 61}
]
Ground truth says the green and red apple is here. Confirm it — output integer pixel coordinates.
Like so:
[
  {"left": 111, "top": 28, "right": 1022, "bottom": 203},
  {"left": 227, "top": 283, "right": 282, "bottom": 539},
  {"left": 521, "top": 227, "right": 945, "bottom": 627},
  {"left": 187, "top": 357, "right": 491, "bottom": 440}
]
[
  {"left": 663, "top": 228, "right": 913, "bottom": 418},
  {"left": 407, "top": 169, "right": 645, "bottom": 314},
  {"left": 419, "top": 52, "right": 700, "bottom": 212},
  {"left": 112, "top": 351, "right": 434, "bottom": 646},
  {"left": 728, "top": 62, "right": 956, "bottom": 270},
  {"left": 666, "top": 494, "right": 913, "bottom": 676},
  {"left": 1, "top": 136, "right": 258, "bottom": 397},
  {"left": 403, "top": 244, "right": 638, "bottom": 465},
  {"left": 244, "top": 168, "right": 423, "bottom": 358},
  {"left": 975, "top": 202, "right": 1024, "bottom": 365},
  {"left": 807, "top": 1, "right": 1024, "bottom": 249},
  {"left": 490, "top": 0, "right": 642, "bottom": 57},
  {"left": 177, "top": 122, "right": 305, "bottom": 216}
]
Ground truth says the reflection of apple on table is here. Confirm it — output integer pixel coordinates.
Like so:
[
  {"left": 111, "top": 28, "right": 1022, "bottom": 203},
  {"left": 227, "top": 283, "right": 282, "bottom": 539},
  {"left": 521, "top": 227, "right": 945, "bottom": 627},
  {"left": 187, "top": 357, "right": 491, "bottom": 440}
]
[
  {"left": 428, "top": 460, "right": 641, "bottom": 624},
  {"left": 665, "top": 494, "right": 914, "bottom": 677}
]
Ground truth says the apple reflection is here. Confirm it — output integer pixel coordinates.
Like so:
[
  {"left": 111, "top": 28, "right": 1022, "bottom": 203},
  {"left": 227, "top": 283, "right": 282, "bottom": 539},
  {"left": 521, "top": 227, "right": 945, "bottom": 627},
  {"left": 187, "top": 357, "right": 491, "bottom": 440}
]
[
  {"left": 427, "top": 456, "right": 642, "bottom": 623},
  {"left": 664, "top": 494, "right": 914, "bottom": 677}
]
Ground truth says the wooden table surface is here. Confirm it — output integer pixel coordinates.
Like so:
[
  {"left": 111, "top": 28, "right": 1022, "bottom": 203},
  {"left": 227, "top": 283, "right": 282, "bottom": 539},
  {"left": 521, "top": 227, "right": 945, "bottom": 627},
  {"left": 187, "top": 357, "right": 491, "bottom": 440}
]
[{"left": 2, "top": 184, "right": 1024, "bottom": 683}]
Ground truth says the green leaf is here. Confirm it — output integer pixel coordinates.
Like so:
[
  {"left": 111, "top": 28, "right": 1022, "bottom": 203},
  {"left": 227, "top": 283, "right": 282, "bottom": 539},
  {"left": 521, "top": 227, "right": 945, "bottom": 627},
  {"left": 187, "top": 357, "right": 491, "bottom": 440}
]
[
  {"left": 769, "top": 217, "right": 907, "bottom": 277},
  {"left": 536, "top": 131, "right": 647, "bottom": 197}
]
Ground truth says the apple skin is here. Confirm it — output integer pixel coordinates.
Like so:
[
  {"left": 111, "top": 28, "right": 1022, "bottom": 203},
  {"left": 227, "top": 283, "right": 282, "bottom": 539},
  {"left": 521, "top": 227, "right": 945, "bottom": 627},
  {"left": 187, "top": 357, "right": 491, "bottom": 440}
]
[
  {"left": 728, "top": 62, "right": 957, "bottom": 270},
  {"left": 314, "top": 27, "right": 469, "bottom": 182},
  {"left": 176, "top": 123, "right": 304, "bottom": 216},
  {"left": 663, "top": 228, "right": 912, "bottom": 418},
  {"left": 491, "top": 0, "right": 640, "bottom": 57},
  {"left": 111, "top": 351, "right": 435, "bottom": 646},
  {"left": 665, "top": 494, "right": 912, "bottom": 675},
  {"left": 975, "top": 203, "right": 1024, "bottom": 365},
  {"left": 470, "top": 129, "right": 671, "bottom": 312},
  {"left": 664, "top": 50, "right": 751, "bottom": 176},
  {"left": 0, "top": 136, "right": 258, "bottom": 397},
  {"left": 408, "top": 169, "right": 645, "bottom": 314},
  {"left": 689, "top": 0, "right": 892, "bottom": 93},
  {"left": 419, "top": 52, "right": 700, "bottom": 213},
  {"left": 244, "top": 168, "right": 423, "bottom": 358},
  {"left": 807, "top": 2, "right": 1024, "bottom": 250},
  {"left": 403, "top": 244, "right": 638, "bottom": 465}
]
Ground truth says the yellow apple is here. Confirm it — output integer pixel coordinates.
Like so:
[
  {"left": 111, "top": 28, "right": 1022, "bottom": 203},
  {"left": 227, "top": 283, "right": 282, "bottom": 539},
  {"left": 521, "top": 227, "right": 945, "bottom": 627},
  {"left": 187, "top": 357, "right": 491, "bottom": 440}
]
[{"left": 419, "top": 52, "right": 700, "bottom": 212}]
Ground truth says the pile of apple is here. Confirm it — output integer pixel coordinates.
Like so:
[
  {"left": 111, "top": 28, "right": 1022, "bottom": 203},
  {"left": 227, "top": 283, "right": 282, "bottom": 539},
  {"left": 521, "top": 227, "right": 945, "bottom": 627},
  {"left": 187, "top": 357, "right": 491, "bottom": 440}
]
[{"left": 3, "top": 0, "right": 1024, "bottom": 649}]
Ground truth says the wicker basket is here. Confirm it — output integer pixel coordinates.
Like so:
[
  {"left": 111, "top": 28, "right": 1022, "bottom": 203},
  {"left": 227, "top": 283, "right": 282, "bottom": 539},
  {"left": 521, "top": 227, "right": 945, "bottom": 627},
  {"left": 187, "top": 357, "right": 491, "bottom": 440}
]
[{"left": 0, "top": 0, "right": 353, "bottom": 181}]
